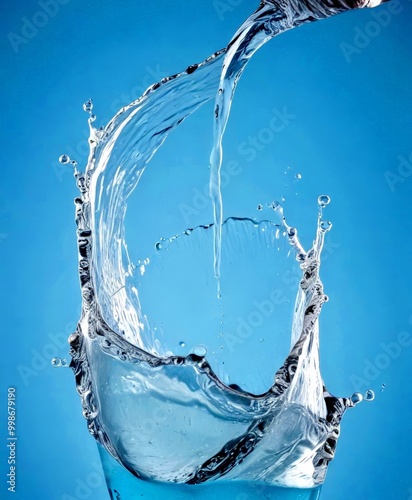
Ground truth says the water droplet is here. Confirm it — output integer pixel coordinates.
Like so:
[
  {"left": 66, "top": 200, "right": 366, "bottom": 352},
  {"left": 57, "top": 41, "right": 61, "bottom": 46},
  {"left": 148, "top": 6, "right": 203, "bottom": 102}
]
[
  {"left": 59, "top": 154, "right": 70, "bottom": 164},
  {"left": 83, "top": 99, "right": 93, "bottom": 113},
  {"left": 364, "top": 389, "right": 375, "bottom": 401},
  {"left": 351, "top": 392, "right": 363, "bottom": 404},
  {"left": 193, "top": 345, "right": 207, "bottom": 357},
  {"left": 185, "top": 229, "right": 192, "bottom": 235},
  {"left": 51, "top": 357, "right": 67, "bottom": 368},
  {"left": 295, "top": 173, "right": 302, "bottom": 180},
  {"left": 89, "top": 114, "right": 96, "bottom": 122},
  {"left": 318, "top": 195, "right": 331, "bottom": 207},
  {"left": 269, "top": 201, "right": 281, "bottom": 211},
  {"left": 155, "top": 242, "right": 162, "bottom": 250},
  {"left": 257, "top": 204, "right": 263, "bottom": 211},
  {"left": 179, "top": 341, "right": 186, "bottom": 348},
  {"left": 70, "top": 159, "right": 78, "bottom": 167},
  {"left": 380, "top": 383, "right": 386, "bottom": 392},
  {"left": 323, "top": 294, "right": 329, "bottom": 302},
  {"left": 281, "top": 196, "right": 286, "bottom": 203},
  {"left": 320, "top": 220, "right": 332, "bottom": 232}
]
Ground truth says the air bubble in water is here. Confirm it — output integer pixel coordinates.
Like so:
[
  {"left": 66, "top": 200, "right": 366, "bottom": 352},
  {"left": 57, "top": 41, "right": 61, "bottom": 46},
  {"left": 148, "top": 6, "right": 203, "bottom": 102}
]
[
  {"left": 89, "top": 114, "right": 96, "bottom": 122},
  {"left": 295, "top": 173, "right": 302, "bottom": 180},
  {"left": 83, "top": 99, "right": 93, "bottom": 113},
  {"left": 257, "top": 204, "right": 263, "bottom": 211},
  {"left": 51, "top": 357, "right": 68, "bottom": 368},
  {"left": 59, "top": 154, "right": 70, "bottom": 164},
  {"left": 380, "top": 383, "right": 386, "bottom": 392},
  {"left": 179, "top": 341, "right": 186, "bottom": 348},
  {"left": 364, "top": 389, "right": 375, "bottom": 401},
  {"left": 351, "top": 392, "right": 363, "bottom": 404},
  {"left": 193, "top": 345, "right": 207, "bottom": 357},
  {"left": 320, "top": 220, "right": 332, "bottom": 231},
  {"left": 318, "top": 195, "right": 331, "bottom": 207}
]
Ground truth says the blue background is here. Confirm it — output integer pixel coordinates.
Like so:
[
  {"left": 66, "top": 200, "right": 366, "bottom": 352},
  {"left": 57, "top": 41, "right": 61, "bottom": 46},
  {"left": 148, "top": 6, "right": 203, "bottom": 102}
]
[{"left": 1, "top": 0, "right": 411, "bottom": 499}]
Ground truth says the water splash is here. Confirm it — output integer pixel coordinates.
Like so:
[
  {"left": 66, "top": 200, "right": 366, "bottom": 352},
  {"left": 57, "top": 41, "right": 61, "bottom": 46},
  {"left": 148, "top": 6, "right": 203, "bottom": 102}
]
[
  {"left": 70, "top": 181, "right": 349, "bottom": 486},
  {"left": 61, "top": 0, "right": 386, "bottom": 491}
]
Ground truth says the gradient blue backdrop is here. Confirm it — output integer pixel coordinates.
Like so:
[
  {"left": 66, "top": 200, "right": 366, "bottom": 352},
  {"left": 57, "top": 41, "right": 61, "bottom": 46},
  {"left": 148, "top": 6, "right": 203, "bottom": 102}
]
[{"left": 1, "top": 0, "right": 411, "bottom": 499}]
